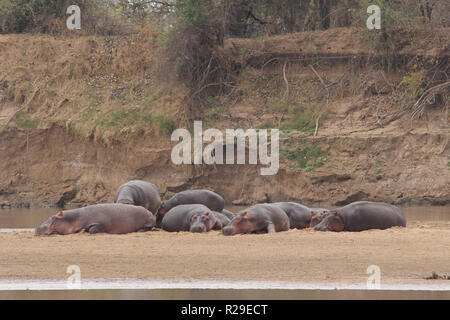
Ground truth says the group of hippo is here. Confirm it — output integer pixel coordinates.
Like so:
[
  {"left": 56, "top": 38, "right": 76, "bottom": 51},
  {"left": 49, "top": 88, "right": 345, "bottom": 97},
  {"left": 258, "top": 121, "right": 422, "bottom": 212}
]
[{"left": 36, "top": 180, "right": 407, "bottom": 236}]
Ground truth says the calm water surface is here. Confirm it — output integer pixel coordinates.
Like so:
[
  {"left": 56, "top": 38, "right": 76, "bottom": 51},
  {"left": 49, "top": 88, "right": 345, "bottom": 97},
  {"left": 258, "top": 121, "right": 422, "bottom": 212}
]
[
  {"left": 1, "top": 288, "right": 449, "bottom": 300},
  {"left": 0, "top": 205, "right": 448, "bottom": 229}
]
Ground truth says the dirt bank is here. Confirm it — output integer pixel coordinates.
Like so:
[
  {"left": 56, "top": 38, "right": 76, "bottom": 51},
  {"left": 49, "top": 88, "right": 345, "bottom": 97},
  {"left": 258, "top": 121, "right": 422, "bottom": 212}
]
[
  {"left": 0, "top": 28, "right": 449, "bottom": 207},
  {"left": 0, "top": 123, "right": 448, "bottom": 208},
  {"left": 0, "top": 221, "right": 449, "bottom": 285}
]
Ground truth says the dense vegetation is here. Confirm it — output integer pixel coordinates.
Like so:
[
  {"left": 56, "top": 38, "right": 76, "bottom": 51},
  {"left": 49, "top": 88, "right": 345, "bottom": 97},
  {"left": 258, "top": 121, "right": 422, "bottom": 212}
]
[{"left": 0, "top": 0, "right": 447, "bottom": 136}]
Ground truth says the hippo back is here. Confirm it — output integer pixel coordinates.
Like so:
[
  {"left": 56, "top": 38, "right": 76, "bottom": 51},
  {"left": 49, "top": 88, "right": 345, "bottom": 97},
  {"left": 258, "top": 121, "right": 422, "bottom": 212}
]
[
  {"left": 237, "top": 203, "right": 290, "bottom": 232},
  {"left": 271, "top": 202, "right": 311, "bottom": 229},
  {"left": 114, "top": 180, "right": 161, "bottom": 214},
  {"left": 166, "top": 190, "right": 225, "bottom": 212},
  {"left": 341, "top": 201, "right": 406, "bottom": 231}
]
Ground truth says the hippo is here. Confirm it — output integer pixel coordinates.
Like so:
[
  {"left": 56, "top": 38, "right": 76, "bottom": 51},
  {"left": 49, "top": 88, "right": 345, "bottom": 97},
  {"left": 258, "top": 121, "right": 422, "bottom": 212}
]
[
  {"left": 314, "top": 201, "right": 406, "bottom": 232},
  {"left": 35, "top": 204, "right": 155, "bottom": 235},
  {"left": 222, "top": 203, "right": 290, "bottom": 236},
  {"left": 161, "top": 204, "right": 222, "bottom": 233},
  {"left": 220, "top": 208, "right": 235, "bottom": 220},
  {"left": 114, "top": 180, "right": 161, "bottom": 215},
  {"left": 271, "top": 202, "right": 316, "bottom": 229},
  {"left": 309, "top": 208, "right": 330, "bottom": 227},
  {"left": 156, "top": 190, "right": 225, "bottom": 227},
  {"left": 212, "top": 211, "right": 231, "bottom": 227}
]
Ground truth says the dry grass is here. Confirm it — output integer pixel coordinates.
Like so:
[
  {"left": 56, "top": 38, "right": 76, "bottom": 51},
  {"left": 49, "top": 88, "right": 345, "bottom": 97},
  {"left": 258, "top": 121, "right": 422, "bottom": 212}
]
[{"left": 0, "top": 25, "right": 187, "bottom": 143}]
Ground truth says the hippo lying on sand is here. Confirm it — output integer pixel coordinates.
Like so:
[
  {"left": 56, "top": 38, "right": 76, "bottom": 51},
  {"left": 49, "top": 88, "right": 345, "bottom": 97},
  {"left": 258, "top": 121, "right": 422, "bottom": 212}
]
[
  {"left": 212, "top": 211, "right": 231, "bottom": 227},
  {"left": 222, "top": 203, "right": 290, "bottom": 236},
  {"left": 161, "top": 204, "right": 222, "bottom": 233},
  {"left": 314, "top": 201, "right": 406, "bottom": 232},
  {"left": 156, "top": 190, "right": 225, "bottom": 227},
  {"left": 309, "top": 208, "right": 330, "bottom": 227},
  {"left": 272, "top": 202, "right": 318, "bottom": 229},
  {"left": 114, "top": 180, "right": 161, "bottom": 214},
  {"left": 220, "top": 209, "right": 234, "bottom": 220},
  {"left": 36, "top": 204, "right": 155, "bottom": 235}
]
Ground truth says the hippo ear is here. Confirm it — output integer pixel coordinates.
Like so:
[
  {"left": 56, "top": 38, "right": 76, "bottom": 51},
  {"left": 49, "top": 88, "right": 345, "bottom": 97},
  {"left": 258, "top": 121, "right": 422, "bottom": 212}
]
[
  {"left": 56, "top": 212, "right": 65, "bottom": 218},
  {"left": 334, "top": 211, "right": 344, "bottom": 220},
  {"left": 242, "top": 212, "right": 253, "bottom": 219}
]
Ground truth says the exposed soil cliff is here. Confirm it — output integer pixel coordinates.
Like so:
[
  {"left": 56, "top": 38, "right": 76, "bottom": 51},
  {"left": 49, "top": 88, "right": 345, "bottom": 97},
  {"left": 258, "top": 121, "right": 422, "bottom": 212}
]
[{"left": 0, "top": 27, "right": 449, "bottom": 207}]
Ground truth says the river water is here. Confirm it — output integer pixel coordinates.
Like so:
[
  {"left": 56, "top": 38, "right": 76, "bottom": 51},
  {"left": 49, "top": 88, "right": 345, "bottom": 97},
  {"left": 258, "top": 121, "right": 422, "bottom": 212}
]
[{"left": 0, "top": 205, "right": 449, "bottom": 229}]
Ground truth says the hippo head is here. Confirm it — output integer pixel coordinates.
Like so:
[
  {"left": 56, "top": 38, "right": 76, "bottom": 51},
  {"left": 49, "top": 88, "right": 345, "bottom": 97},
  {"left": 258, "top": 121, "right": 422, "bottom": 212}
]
[
  {"left": 35, "top": 212, "right": 77, "bottom": 235},
  {"left": 314, "top": 210, "right": 345, "bottom": 232},
  {"left": 189, "top": 211, "right": 215, "bottom": 233},
  {"left": 117, "top": 199, "right": 135, "bottom": 205},
  {"left": 309, "top": 210, "right": 330, "bottom": 227},
  {"left": 35, "top": 216, "right": 53, "bottom": 235},
  {"left": 222, "top": 212, "right": 254, "bottom": 236}
]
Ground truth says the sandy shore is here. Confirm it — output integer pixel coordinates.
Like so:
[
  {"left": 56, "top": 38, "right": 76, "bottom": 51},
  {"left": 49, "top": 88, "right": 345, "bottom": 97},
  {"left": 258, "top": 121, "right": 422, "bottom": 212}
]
[{"left": 0, "top": 221, "right": 449, "bottom": 286}]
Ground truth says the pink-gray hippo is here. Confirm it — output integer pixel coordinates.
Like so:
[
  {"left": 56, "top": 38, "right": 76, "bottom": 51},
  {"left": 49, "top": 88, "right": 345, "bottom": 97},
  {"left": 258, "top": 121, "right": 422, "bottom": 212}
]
[
  {"left": 36, "top": 204, "right": 155, "bottom": 235},
  {"left": 114, "top": 180, "right": 161, "bottom": 215},
  {"left": 222, "top": 203, "right": 290, "bottom": 235},
  {"left": 156, "top": 190, "right": 225, "bottom": 227},
  {"left": 314, "top": 201, "right": 406, "bottom": 232}
]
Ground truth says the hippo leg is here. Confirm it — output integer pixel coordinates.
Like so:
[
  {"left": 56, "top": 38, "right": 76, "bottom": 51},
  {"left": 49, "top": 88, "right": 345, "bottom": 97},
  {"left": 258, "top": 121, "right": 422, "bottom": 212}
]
[
  {"left": 86, "top": 224, "right": 106, "bottom": 234},
  {"left": 267, "top": 222, "right": 275, "bottom": 233},
  {"left": 136, "top": 227, "right": 153, "bottom": 232},
  {"left": 137, "top": 221, "right": 155, "bottom": 232}
]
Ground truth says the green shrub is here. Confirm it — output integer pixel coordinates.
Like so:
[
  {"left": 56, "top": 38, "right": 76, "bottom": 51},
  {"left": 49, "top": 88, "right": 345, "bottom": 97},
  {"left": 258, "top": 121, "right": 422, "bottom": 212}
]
[
  {"left": 0, "top": 0, "right": 82, "bottom": 33},
  {"left": 259, "top": 119, "right": 275, "bottom": 129},
  {"left": 281, "top": 144, "right": 327, "bottom": 170},
  {"left": 401, "top": 69, "right": 425, "bottom": 98},
  {"left": 0, "top": 0, "right": 130, "bottom": 35},
  {"left": 15, "top": 111, "right": 38, "bottom": 129},
  {"left": 280, "top": 104, "right": 317, "bottom": 133},
  {"left": 153, "top": 114, "right": 176, "bottom": 135}
]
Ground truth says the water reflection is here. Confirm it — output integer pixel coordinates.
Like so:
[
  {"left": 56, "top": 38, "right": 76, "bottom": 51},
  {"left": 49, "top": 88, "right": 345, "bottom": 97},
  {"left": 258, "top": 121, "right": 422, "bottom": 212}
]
[
  {"left": 0, "top": 205, "right": 449, "bottom": 229},
  {"left": 0, "top": 288, "right": 449, "bottom": 300}
]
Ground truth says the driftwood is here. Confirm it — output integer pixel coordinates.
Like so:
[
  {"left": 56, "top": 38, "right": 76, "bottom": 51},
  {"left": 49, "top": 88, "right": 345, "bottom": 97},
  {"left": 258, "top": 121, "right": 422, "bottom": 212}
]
[
  {"left": 309, "top": 65, "right": 329, "bottom": 137},
  {"left": 283, "top": 60, "right": 289, "bottom": 99},
  {"left": 410, "top": 81, "right": 450, "bottom": 119}
]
